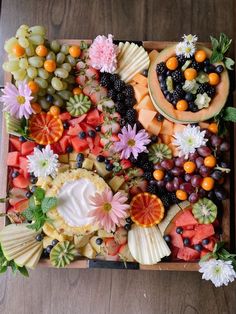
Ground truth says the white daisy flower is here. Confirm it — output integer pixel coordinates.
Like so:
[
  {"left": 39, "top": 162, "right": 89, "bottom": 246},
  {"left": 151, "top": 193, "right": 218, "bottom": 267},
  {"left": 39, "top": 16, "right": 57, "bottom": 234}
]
[
  {"left": 199, "top": 259, "right": 236, "bottom": 287},
  {"left": 182, "top": 34, "right": 198, "bottom": 44},
  {"left": 27, "top": 145, "right": 59, "bottom": 178},
  {"left": 194, "top": 92, "right": 211, "bottom": 109},
  {"left": 175, "top": 42, "right": 185, "bottom": 56},
  {"left": 182, "top": 42, "right": 196, "bottom": 58},
  {"left": 173, "top": 124, "right": 207, "bottom": 158}
]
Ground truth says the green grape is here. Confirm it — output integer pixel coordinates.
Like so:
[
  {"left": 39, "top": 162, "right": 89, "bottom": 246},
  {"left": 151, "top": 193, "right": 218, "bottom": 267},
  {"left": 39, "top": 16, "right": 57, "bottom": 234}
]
[
  {"left": 47, "top": 85, "right": 56, "bottom": 95},
  {"left": 61, "top": 63, "right": 72, "bottom": 72},
  {"left": 53, "top": 94, "right": 64, "bottom": 107},
  {"left": 38, "top": 68, "right": 49, "bottom": 79},
  {"left": 29, "top": 25, "right": 45, "bottom": 36},
  {"left": 12, "top": 69, "right": 26, "bottom": 81},
  {"left": 57, "top": 90, "right": 73, "bottom": 100},
  {"left": 28, "top": 56, "right": 44, "bottom": 68},
  {"left": 34, "top": 77, "right": 48, "bottom": 89},
  {"left": 61, "top": 81, "right": 68, "bottom": 90},
  {"left": 54, "top": 68, "right": 69, "bottom": 79},
  {"left": 38, "top": 97, "right": 50, "bottom": 110},
  {"left": 4, "top": 37, "right": 18, "bottom": 53},
  {"left": 60, "top": 44, "right": 70, "bottom": 55},
  {"left": 16, "top": 27, "right": 29, "bottom": 38},
  {"left": 66, "top": 55, "right": 76, "bottom": 66},
  {"left": 51, "top": 77, "right": 63, "bottom": 91},
  {"left": 29, "top": 35, "right": 44, "bottom": 45},
  {"left": 47, "top": 73, "right": 54, "bottom": 81},
  {"left": 25, "top": 43, "right": 35, "bottom": 57},
  {"left": 24, "top": 75, "right": 31, "bottom": 83},
  {"left": 46, "top": 51, "right": 56, "bottom": 60},
  {"left": 3, "top": 60, "right": 19, "bottom": 72},
  {"left": 56, "top": 52, "right": 65, "bottom": 64},
  {"left": 27, "top": 66, "right": 38, "bottom": 78},
  {"left": 50, "top": 40, "right": 61, "bottom": 53},
  {"left": 38, "top": 88, "right": 47, "bottom": 97},
  {"left": 19, "top": 58, "right": 29, "bottom": 69},
  {"left": 65, "top": 75, "right": 75, "bottom": 84},
  {"left": 8, "top": 54, "right": 18, "bottom": 61},
  {"left": 18, "top": 37, "right": 29, "bottom": 48}
]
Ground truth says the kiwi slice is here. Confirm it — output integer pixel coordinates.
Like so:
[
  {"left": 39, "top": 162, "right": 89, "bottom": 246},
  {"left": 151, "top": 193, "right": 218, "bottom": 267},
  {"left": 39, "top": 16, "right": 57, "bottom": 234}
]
[
  {"left": 192, "top": 198, "right": 217, "bottom": 224},
  {"left": 50, "top": 241, "right": 77, "bottom": 268},
  {"left": 148, "top": 143, "right": 172, "bottom": 164},
  {"left": 66, "top": 94, "right": 91, "bottom": 116}
]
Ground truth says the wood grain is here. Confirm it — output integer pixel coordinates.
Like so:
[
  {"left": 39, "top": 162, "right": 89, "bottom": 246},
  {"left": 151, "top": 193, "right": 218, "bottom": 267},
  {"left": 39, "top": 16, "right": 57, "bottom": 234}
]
[{"left": 0, "top": 0, "right": 236, "bottom": 313}]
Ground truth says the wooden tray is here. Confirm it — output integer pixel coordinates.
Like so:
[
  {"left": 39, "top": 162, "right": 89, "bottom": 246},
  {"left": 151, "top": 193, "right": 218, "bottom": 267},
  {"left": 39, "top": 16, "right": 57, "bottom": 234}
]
[{"left": 0, "top": 40, "right": 232, "bottom": 271}]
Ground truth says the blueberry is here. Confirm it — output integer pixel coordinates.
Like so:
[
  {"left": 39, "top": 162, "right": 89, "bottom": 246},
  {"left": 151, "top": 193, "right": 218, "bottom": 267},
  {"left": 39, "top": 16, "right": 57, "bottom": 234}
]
[
  {"left": 46, "top": 245, "right": 53, "bottom": 254},
  {"left": 202, "top": 238, "right": 209, "bottom": 245},
  {"left": 189, "top": 102, "right": 199, "bottom": 112},
  {"left": 166, "top": 93, "right": 173, "bottom": 102},
  {"left": 176, "top": 227, "right": 183, "bottom": 234},
  {"left": 194, "top": 244, "right": 203, "bottom": 252},
  {"left": 157, "top": 114, "right": 164, "bottom": 122},
  {"left": 203, "top": 66, "right": 211, "bottom": 74},
  {"left": 19, "top": 136, "right": 26, "bottom": 142},
  {"left": 12, "top": 171, "right": 20, "bottom": 178},
  {"left": 77, "top": 162, "right": 83, "bottom": 168},
  {"left": 63, "top": 121, "right": 70, "bottom": 129},
  {"left": 30, "top": 176, "right": 38, "bottom": 184},
  {"left": 51, "top": 239, "right": 59, "bottom": 246},
  {"left": 160, "top": 82, "right": 167, "bottom": 90},
  {"left": 215, "top": 65, "right": 224, "bottom": 74},
  {"left": 183, "top": 237, "right": 190, "bottom": 246},
  {"left": 105, "top": 163, "right": 114, "bottom": 171},
  {"left": 158, "top": 74, "right": 166, "bottom": 83},
  {"left": 46, "top": 94, "right": 54, "bottom": 103},
  {"left": 35, "top": 234, "right": 43, "bottom": 241},
  {"left": 96, "top": 155, "right": 105, "bottom": 162},
  {"left": 95, "top": 125, "right": 101, "bottom": 132},
  {"left": 185, "top": 93, "right": 194, "bottom": 102},
  {"left": 25, "top": 191, "right": 33, "bottom": 199},
  {"left": 95, "top": 238, "right": 103, "bottom": 245},
  {"left": 66, "top": 145, "right": 73, "bottom": 153},
  {"left": 104, "top": 159, "right": 110, "bottom": 165},
  {"left": 163, "top": 90, "right": 169, "bottom": 96},
  {"left": 78, "top": 131, "right": 86, "bottom": 139},
  {"left": 88, "top": 130, "right": 96, "bottom": 138},
  {"left": 30, "top": 185, "right": 37, "bottom": 193},
  {"left": 124, "top": 223, "right": 131, "bottom": 231},
  {"left": 203, "top": 59, "right": 210, "bottom": 66},
  {"left": 76, "top": 153, "right": 84, "bottom": 162},
  {"left": 125, "top": 217, "right": 132, "bottom": 224},
  {"left": 163, "top": 235, "right": 171, "bottom": 242},
  {"left": 164, "top": 172, "right": 173, "bottom": 182},
  {"left": 42, "top": 249, "right": 49, "bottom": 258},
  {"left": 142, "top": 69, "right": 148, "bottom": 77}
]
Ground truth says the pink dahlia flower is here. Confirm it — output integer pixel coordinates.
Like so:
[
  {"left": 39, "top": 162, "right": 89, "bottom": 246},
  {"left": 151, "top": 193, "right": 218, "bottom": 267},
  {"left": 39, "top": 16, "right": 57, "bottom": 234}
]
[
  {"left": 114, "top": 124, "right": 151, "bottom": 159},
  {"left": 88, "top": 34, "right": 118, "bottom": 73},
  {"left": 88, "top": 188, "right": 129, "bottom": 232},
  {"left": 0, "top": 81, "right": 33, "bottom": 119}
]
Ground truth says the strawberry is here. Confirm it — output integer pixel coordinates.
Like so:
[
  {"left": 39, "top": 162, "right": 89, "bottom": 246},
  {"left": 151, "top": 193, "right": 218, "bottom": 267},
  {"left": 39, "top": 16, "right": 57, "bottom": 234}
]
[
  {"left": 90, "top": 86, "right": 107, "bottom": 105},
  {"left": 114, "top": 227, "right": 128, "bottom": 245},
  {"left": 101, "top": 121, "right": 120, "bottom": 134},
  {"left": 104, "top": 238, "right": 121, "bottom": 256},
  {"left": 76, "top": 74, "right": 86, "bottom": 86},
  {"left": 129, "top": 178, "right": 148, "bottom": 196},
  {"left": 110, "top": 112, "right": 121, "bottom": 121},
  {"left": 85, "top": 67, "right": 99, "bottom": 80},
  {"left": 124, "top": 167, "right": 144, "bottom": 181},
  {"left": 9, "top": 187, "right": 28, "bottom": 206},
  {"left": 98, "top": 98, "right": 115, "bottom": 110},
  {"left": 76, "top": 61, "right": 87, "bottom": 71},
  {"left": 120, "top": 159, "right": 132, "bottom": 170}
]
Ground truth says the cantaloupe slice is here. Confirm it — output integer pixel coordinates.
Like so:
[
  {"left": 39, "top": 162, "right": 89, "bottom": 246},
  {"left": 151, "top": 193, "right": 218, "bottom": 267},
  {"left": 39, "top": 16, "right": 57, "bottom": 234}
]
[
  {"left": 159, "top": 134, "right": 172, "bottom": 145},
  {"left": 160, "top": 119, "right": 174, "bottom": 135},
  {"left": 132, "top": 73, "right": 148, "bottom": 87},
  {"left": 168, "top": 142, "right": 180, "bottom": 157},
  {"left": 173, "top": 123, "right": 186, "bottom": 134},
  {"left": 147, "top": 118, "right": 162, "bottom": 136},
  {"left": 138, "top": 109, "right": 157, "bottom": 129},
  {"left": 135, "top": 95, "right": 156, "bottom": 112},
  {"left": 199, "top": 122, "right": 210, "bottom": 129},
  {"left": 133, "top": 84, "right": 148, "bottom": 103}
]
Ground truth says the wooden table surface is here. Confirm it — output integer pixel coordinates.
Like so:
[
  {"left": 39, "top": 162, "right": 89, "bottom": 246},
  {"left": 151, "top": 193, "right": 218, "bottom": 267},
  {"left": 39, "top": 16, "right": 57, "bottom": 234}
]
[{"left": 0, "top": 1, "right": 236, "bottom": 313}]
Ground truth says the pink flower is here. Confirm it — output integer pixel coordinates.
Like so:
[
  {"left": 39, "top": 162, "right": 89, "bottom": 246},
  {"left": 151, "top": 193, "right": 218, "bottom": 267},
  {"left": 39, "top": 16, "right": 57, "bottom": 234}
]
[
  {"left": 88, "top": 188, "right": 129, "bottom": 232},
  {"left": 114, "top": 124, "right": 151, "bottom": 159},
  {"left": 0, "top": 81, "right": 33, "bottom": 119},
  {"left": 89, "top": 34, "right": 118, "bottom": 73}
]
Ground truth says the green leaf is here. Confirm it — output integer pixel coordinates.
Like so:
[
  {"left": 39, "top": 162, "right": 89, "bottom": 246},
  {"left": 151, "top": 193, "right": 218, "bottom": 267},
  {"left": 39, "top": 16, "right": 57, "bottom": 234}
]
[
  {"left": 34, "top": 187, "right": 45, "bottom": 201},
  {"left": 224, "top": 57, "right": 235, "bottom": 70},
  {"left": 222, "top": 107, "right": 236, "bottom": 122},
  {"left": 17, "top": 266, "right": 29, "bottom": 277},
  {"left": 210, "top": 36, "right": 219, "bottom": 50},
  {"left": 210, "top": 51, "right": 224, "bottom": 63},
  {"left": 200, "top": 252, "right": 213, "bottom": 262},
  {"left": 29, "top": 196, "right": 40, "bottom": 210},
  {"left": 22, "top": 207, "right": 34, "bottom": 221},
  {"left": 213, "top": 241, "right": 225, "bottom": 254},
  {"left": 41, "top": 197, "right": 57, "bottom": 213},
  {"left": 0, "top": 266, "right": 7, "bottom": 273}
]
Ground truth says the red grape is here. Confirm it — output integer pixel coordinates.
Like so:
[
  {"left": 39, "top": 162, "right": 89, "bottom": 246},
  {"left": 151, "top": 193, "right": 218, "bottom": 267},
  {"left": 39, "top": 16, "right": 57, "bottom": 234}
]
[
  {"left": 188, "top": 193, "right": 199, "bottom": 203},
  {"left": 204, "top": 129, "right": 213, "bottom": 139},
  {"left": 191, "top": 175, "right": 202, "bottom": 188},
  {"left": 171, "top": 167, "right": 184, "bottom": 177},
  {"left": 199, "top": 165, "right": 211, "bottom": 177},
  {"left": 173, "top": 177, "right": 184, "bottom": 190},
  {"left": 211, "top": 170, "right": 223, "bottom": 181},
  {"left": 210, "top": 135, "right": 222, "bottom": 147},
  {"left": 199, "top": 188, "right": 207, "bottom": 198},
  {"left": 166, "top": 181, "right": 175, "bottom": 192},
  {"left": 196, "top": 157, "right": 204, "bottom": 168},
  {"left": 184, "top": 173, "right": 192, "bottom": 182},
  {"left": 214, "top": 187, "right": 227, "bottom": 201},
  {"left": 154, "top": 163, "right": 164, "bottom": 171},
  {"left": 175, "top": 156, "right": 185, "bottom": 167},
  {"left": 219, "top": 142, "right": 230, "bottom": 152},
  {"left": 156, "top": 180, "right": 165, "bottom": 188},
  {"left": 161, "top": 159, "right": 174, "bottom": 170},
  {"left": 189, "top": 151, "right": 199, "bottom": 161},
  {"left": 180, "top": 183, "right": 194, "bottom": 194},
  {"left": 197, "top": 146, "right": 212, "bottom": 157}
]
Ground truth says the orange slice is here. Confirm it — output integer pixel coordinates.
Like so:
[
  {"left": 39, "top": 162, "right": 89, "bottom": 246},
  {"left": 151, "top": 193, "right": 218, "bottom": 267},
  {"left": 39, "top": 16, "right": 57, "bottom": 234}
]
[
  {"left": 29, "top": 112, "right": 63, "bottom": 145},
  {"left": 130, "top": 193, "right": 165, "bottom": 227}
]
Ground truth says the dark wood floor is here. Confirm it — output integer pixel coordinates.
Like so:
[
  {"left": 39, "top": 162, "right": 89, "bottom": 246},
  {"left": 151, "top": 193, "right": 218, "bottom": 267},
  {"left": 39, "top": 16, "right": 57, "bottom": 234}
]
[{"left": 0, "top": 1, "right": 236, "bottom": 313}]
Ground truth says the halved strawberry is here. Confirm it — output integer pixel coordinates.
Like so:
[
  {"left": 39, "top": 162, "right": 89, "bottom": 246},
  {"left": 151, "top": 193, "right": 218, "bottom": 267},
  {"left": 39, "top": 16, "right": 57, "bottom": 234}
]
[
  {"left": 13, "top": 199, "right": 29, "bottom": 212},
  {"left": 83, "top": 80, "right": 99, "bottom": 96},
  {"left": 90, "top": 87, "right": 107, "bottom": 105},
  {"left": 120, "top": 159, "right": 132, "bottom": 170},
  {"left": 9, "top": 187, "right": 27, "bottom": 206},
  {"left": 76, "top": 74, "right": 86, "bottom": 86},
  {"left": 101, "top": 121, "right": 120, "bottom": 134},
  {"left": 76, "top": 60, "right": 87, "bottom": 71},
  {"left": 85, "top": 67, "right": 99, "bottom": 80},
  {"left": 129, "top": 178, "right": 148, "bottom": 196},
  {"left": 104, "top": 238, "right": 121, "bottom": 256},
  {"left": 114, "top": 227, "right": 128, "bottom": 245}
]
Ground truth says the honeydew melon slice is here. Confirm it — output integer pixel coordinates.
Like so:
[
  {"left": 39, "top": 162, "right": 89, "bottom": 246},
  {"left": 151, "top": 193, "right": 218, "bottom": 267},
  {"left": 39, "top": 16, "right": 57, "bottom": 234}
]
[
  {"left": 2, "top": 241, "right": 39, "bottom": 261},
  {"left": 14, "top": 242, "right": 42, "bottom": 268},
  {"left": 25, "top": 245, "right": 43, "bottom": 269}
]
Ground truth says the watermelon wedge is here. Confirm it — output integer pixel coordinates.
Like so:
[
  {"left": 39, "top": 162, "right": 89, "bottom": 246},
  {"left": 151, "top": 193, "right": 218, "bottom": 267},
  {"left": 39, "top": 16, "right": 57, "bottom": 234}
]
[
  {"left": 177, "top": 247, "right": 200, "bottom": 261},
  {"left": 9, "top": 137, "right": 22, "bottom": 151},
  {"left": 21, "top": 141, "right": 36, "bottom": 156},
  {"left": 7, "top": 151, "right": 20, "bottom": 167},
  {"left": 192, "top": 224, "right": 215, "bottom": 245},
  {"left": 175, "top": 210, "right": 198, "bottom": 227}
]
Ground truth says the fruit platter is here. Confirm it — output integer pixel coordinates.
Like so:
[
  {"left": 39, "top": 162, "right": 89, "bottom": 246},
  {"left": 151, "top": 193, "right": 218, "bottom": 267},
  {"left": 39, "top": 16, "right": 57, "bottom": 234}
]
[{"left": 0, "top": 25, "right": 236, "bottom": 286}]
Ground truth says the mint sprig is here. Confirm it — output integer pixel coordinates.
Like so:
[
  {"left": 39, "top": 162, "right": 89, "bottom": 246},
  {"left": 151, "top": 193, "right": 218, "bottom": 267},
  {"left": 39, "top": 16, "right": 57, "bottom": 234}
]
[
  {"left": 22, "top": 187, "right": 57, "bottom": 231},
  {"left": 210, "top": 33, "right": 234, "bottom": 70}
]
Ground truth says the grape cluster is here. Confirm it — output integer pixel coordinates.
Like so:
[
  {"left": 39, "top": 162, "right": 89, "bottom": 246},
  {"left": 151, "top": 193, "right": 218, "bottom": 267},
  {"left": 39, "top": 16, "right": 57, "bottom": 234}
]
[{"left": 3, "top": 24, "right": 82, "bottom": 110}]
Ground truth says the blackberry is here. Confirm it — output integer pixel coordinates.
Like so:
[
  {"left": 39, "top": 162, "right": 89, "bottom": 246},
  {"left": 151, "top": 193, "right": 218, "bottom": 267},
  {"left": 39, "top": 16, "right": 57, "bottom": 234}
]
[
  {"left": 172, "top": 70, "right": 184, "bottom": 83},
  {"left": 143, "top": 171, "right": 153, "bottom": 181},
  {"left": 115, "top": 103, "right": 126, "bottom": 115},
  {"left": 114, "top": 79, "right": 125, "bottom": 92},
  {"left": 123, "top": 85, "right": 134, "bottom": 98},
  {"left": 110, "top": 73, "right": 120, "bottom": 83},
  {"left": 172, "top": 90, "right": 181, "bottom": 102},
  {"left": 156, "top": 62, "right": 166, "bottom": 74},
  {"left": 124, "top": 97, "right": 136, "bottom": 107},
  {"left": 156, "top": 187, "right": 166, "bottom": 197},
  {"left": 176, "top": 85, "right": 185, "bottom": 97},
  {"left": 160, "top": 194, "right": 170, "bottom": 208},
  {"left": 206, "top": 86, "right": 216, "bottom": 98},
  {"left": 142, "top": 161, "right": 154, "bottom": 172},
  {"left": 197, "top": 83, "right": 209, "bottom": 94},
  {"left": 129, "top": 154, "right": 138, "bottom": 164},
  {"left": 100, "top": 75, "right": 111, "bottom": 88},
  {"left": 177, "top": 54, "right": 186, "bottom": 65},
  {"left": 116, "top": 93, "right": 125, "bottom": 102},
  {"left": 107, "top": 89, "right": 117, "bottom": 101},
  {"left": 136, "top": 121, "right": 143, "bottom": 131},
  {"left": 120, "top": 118, "right": 126, "bottom": 127},
  {"left": 136, "top": 152, "right": 149, "bottom": 165},
  {"left": 191, "top": 60, "right": 201, "bottom": 72},
  {"left": 166, "top": 93, "right": 173, "bottom": 103},
  {"left": 126, "top": 109, "right": 136, "bottom": 124},
  {"left": 146, "top": 184, "right": 157, "bottom": 194},
  {"left": 168, "top": 192, "right": 179, "bottom": 204}
]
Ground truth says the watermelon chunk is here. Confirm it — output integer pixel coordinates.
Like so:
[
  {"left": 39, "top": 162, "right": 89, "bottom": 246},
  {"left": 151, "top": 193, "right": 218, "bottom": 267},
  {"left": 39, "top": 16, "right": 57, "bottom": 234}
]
[
  {"left": 182, "top": 230, "right": 196, "bottom": 239},
  {"left": 177, "top": 247, "right": 200, "bottom": 261},
  {"left": 14, "top": 199, "right": 29, "bottom": 212},
  {"left": 200, "top": 249, "right": 211, "bottom": 258},
  {"left": 69, "top": 114, "right": 87, "bottom": 126},
  {"left": 67, "top": 124, "right": 83, "bottom": 136},
  {"left": 21, "top": 141, "right": 36, "bottom": 156},
  {"left": 170, "top": 229, "right": 184, "bottom": 249},
  {"left": 12, "top": 174, "right": 30, "bottom": 188},
  {"left": 9, "top": 187, "right": 27, "bottom": 206},
  {"left": 71, "top": 137, "right": 89, "bottom": 152},
  {"left": 50, "top": 142, "right": 63, "bottom": 154},
  {"left": 59, "top": 112, "right": 71, "bottom": 121},
  {"left": 19, "top": 156, "right": 29, "bottom": 178},
  {"left": 192, "top": 224, "right": 215, "bottom": 245},
  {"left": 175, "top": 210, "right": 198, "bottom": 227},
  {"left": 59, "top": 136, "right": 71, "bottom": 153},
  {"left": 9, "top": 137, "right": 22, "bottom": 151},
  {"left": 86, "top": 109, "right": 100, "bottom": 126},
  {"left": 7, "top": 151, "right": 20, "bottom": 167},
  {"left": 202, "top": 238, "right": 215, "bottom": 252}
]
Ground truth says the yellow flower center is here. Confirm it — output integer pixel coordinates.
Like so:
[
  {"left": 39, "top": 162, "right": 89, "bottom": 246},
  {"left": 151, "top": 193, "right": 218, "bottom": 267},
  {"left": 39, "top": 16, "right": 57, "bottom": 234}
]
[
  {"left": 127, "top": 139, "right": 135, "bottom": 147},
  {"left": 103, "top": 202, "right": 112, "bottom": 212},
  {"left": 185, "top": 47, "right": 191, "bottom": 53},
  {"left": 16, "top": 95, "right": 26, "bottom": 105}
]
